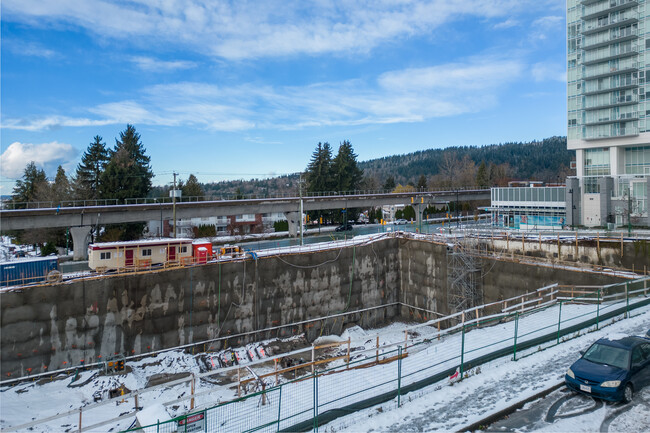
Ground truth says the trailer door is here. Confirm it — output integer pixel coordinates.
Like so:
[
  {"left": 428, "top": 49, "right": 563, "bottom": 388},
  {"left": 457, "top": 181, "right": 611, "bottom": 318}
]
[
  {"left": 167, "top": 245, "right": 176, "bottom": 262},
  {"left": 125, "top": 249, "right": 134, "bottom": 267}
]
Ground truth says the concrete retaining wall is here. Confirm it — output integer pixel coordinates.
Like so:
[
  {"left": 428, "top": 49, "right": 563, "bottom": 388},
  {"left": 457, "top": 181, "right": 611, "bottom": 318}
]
[
  {"left": 484, "top": 236, "right": 650, "bottom": 271},
  {"left": 397, "top": 239, "right": 626, "bottom": 319},
  {"left": 1, "top": 240, "right": 401, "bottom": 379},
  {"left": 0, "top": 237, "right": 631, "bottom": 380}
]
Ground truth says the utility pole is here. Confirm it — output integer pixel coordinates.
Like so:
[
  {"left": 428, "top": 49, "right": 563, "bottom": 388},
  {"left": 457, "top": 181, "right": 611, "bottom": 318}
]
[
  {"left": 456, "top": 189, "right": 460, "bottom": 228},
  {"left": 172, "top": 172, "right": 177, "bottom": 238},
  {"left": 627, "top": 187, "right": 632, "bottom": 236},
  {"left": 299, "top": 174, "right": 304, "bottom": 246}
]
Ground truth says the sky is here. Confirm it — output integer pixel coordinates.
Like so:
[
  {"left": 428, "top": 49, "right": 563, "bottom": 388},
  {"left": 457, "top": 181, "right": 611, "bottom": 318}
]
[{"left": 0, "top": 0, "right": 568, "bottom": 193}]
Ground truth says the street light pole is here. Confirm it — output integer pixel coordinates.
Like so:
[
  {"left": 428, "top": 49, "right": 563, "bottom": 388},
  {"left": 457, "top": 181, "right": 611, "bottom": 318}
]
[
  {"left": 299, "top": 174, "right": 304, "bottom": 246},
  {"left": 456, "top": 189, "right": 460, "bottom": 228},
  {"left": 627, "top": 187, "right": 632, "bottom": 236},
  {"left": 569, "top": 188, "right": 574, "bottom": 230},
  {"left": 172, "top": 172, "right": 177, "bottom": 238}
]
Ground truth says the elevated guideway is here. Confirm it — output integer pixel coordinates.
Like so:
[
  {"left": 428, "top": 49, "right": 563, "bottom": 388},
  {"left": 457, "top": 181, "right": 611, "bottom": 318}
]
[{"left": 0, "top": 189, "right": 490, "bottom": 258}]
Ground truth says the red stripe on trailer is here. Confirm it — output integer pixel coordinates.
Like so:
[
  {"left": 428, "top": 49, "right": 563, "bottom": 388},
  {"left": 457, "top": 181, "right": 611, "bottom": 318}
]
[{"left": 88, "top": 240, "right": 191, "bottom": 251}]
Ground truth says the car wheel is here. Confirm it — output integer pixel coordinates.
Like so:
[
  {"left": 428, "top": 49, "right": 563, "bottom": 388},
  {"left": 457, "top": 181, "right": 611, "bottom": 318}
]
[{"left": 623, "top": 384, "right": 633, "bottom": 403}]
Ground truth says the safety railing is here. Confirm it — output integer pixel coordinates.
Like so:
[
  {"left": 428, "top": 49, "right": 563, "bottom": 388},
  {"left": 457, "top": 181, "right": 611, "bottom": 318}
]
[
  {"left": 2, "top": 187, "right": 487, "bottom": 210},
  {"left": 4, "top": 276, "right": 648, "bottom": 432},
  {"left": 121, "top": 277, "right": 649, "bottom": 433}
]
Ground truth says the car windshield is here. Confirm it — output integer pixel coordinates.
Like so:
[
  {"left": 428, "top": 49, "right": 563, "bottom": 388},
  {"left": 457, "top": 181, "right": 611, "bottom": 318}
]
[{"left": 583, "top": 343, "right": 630, "bottom": 369}]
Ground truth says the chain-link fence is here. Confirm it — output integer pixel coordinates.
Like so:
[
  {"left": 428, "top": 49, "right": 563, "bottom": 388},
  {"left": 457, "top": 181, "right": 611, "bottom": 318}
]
[{"left": 125, "top": 277, "right": 649, "bottom": 433}]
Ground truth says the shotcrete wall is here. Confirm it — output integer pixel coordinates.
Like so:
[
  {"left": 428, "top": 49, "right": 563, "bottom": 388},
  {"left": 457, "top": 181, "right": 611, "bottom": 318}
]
[
  {"left": 0, "top": 237, "right": 631, "bottom": 380},
  {"left": 484, "top": 236, "right": 650, "bottom": 271},
  {"left": 1, "top": 240, "right": 400, "bottom": 379},
  {"left": 397, "top": 239, "right": 628, "bottom": 318}
]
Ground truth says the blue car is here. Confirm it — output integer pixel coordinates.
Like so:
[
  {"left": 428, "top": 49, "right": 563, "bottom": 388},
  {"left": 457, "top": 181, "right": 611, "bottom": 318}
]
[{"left": 565, "top": 335, "right": 650, "bottom": 402}]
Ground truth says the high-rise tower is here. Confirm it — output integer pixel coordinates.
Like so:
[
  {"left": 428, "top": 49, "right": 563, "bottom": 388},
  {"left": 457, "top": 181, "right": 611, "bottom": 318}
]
[{"left": 567, "top": 0, "right": 650, "bottom": 227}]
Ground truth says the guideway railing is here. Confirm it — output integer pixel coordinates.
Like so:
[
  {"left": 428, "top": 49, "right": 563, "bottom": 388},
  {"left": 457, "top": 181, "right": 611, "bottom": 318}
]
[
  {"left": 1, "top": 186, "right": 485, "bottom": 210},
  {"left": 119, "top": 276, "right": 649, "bottom": 433}
]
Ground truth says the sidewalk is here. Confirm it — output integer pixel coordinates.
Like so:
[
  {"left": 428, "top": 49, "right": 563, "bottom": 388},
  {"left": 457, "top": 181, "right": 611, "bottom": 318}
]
[{"left": 325, "top": 306, "right": 650, "bottom": 432}]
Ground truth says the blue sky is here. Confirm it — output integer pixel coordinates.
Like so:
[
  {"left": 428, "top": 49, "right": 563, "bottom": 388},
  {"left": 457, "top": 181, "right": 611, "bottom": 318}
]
[{"left": 1, "top": 0, "right": 567, "bottom": 192}]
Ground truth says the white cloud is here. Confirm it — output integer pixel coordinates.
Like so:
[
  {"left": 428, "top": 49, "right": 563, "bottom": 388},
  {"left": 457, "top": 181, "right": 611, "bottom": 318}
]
[
  {"left": 1, "top": 116, "right": 115, "bottom": 131},
  {"left": 2, "top": 0, "right": 565, "bottom": 60},
  {"left": 493, "top": 19, "right": 519, "bottom": 29},
  {"left": 378, "top": 59, "right": 524, "bottom": 91},
  {"left": 531, "top": 62, "right": 566, "bottom": 82},
  {"left": 5, "top": 40, "right": 57, "bottom": 58},
  {"left": 1, "top": 55, "right": 527, "bottom": 133},
  {"left": 129, "top": 56, "right": 197, "bottom": 72},
  {"left": 0, "top": 141, "right": 78, "bottom": 178},
  {"left": 530, "top": 15, "right": 564, "bottom": 40}
]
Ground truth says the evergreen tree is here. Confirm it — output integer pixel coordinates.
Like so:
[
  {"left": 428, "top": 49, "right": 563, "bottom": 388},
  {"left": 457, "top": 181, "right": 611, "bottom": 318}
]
[
  {"left": 476, "top": 161, "right": 489, "bottom": 188},
  {"left": 52, "top": 165, "right": 71, "bottom": 204},
  {"left": 100, "top": 125, "right": 153, "bottom": 202},
  {"left": 11, "top": 162, "right": 48, "bottom": 208},
  {"left": 331, "top": 140, "right": 363, "bottom": 192},
  {"left": 417, "top": 175, "right": 428, "bottom": 191},
  {"left": 383, "top": 176, "right": 396, "bottom": 191},
  {"left": 74, "top": 135, "right": 109, "bottom": 200},
  {"left": 182, "top": 174, "right": 204, "bottom": 197},
  {"left": 305, "top": 142, "right": 333, "bottom": 193}
]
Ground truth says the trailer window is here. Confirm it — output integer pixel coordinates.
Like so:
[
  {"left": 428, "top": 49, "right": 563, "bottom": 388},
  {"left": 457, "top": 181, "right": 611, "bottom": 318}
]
[
  {"left": 100, "top": 252, "right": 111, "bottom": 260},
  {"left": 180, "top": 246, "right": 188, "bottom": 253},
  {"left": 141, "top": 249, "right": 152, "bottom": 257}
]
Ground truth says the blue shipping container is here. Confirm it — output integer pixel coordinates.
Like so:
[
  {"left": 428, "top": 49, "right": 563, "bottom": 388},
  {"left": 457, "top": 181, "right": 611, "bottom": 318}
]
[{"left": 0, "top": 256, "right": 59, "bottom": 287}]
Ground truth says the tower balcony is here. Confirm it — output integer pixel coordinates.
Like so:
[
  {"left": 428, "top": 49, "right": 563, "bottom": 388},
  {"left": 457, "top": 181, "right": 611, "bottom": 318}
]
[
  {"left": 583, "top": 78, "right": 638, "bottom": 95},
  {"left": 582, "top": 17, "right": 638, "bottom": 35},
  {"left": 582, "top": 29, "right": 638, "bottom": 50},
  {"left": 582, "top": 0, "right": 638, "bottom": 20},
  {"left": 583, "top": 46, "right": 638, "bottom": 65}
]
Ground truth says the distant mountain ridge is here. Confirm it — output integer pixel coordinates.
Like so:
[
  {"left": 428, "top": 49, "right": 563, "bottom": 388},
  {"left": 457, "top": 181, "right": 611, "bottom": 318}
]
[
  {"left": 359, "top": 136, "right": 572, "bottom": 186},
  {"left": 169, "top": 136, "right": 572, "bottom": 197}
]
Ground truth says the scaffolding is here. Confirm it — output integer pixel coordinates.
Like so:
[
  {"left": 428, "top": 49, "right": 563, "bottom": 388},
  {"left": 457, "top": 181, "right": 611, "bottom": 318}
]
[{"left": 446, "top": 235, "right": 483, "bottom": 320}]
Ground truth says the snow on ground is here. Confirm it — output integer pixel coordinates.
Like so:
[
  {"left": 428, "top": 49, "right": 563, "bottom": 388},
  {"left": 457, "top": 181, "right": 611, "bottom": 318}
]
[
  {"left": 324, "top": 307, "right": 650, "bottom": 433},
  {"left": 1, "top": 299, "right": 648, "bottom": 432}
]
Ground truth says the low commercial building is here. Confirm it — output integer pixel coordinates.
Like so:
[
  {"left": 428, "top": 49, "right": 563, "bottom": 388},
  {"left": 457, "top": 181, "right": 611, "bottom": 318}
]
[{"left": 489, "top": 184, "right": 567, "bottom": 230}]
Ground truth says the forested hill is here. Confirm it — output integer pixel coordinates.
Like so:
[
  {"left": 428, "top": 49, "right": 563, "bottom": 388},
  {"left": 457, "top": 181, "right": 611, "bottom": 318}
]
[
  {"left": 196, "top": 136, "right": 573, "bottom": 196},
  {"left": 359, "top": 136, "right": 572, "bottom": 187}
]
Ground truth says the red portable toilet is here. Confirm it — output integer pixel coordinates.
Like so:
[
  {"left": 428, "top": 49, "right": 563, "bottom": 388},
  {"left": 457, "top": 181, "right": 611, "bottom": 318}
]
[{"left": 193, "top": 241, "right": 213, "bottom": 264}]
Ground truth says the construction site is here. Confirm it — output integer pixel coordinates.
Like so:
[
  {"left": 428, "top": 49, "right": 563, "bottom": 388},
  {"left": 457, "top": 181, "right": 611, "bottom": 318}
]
[{"left": 1, "top": 229, "right": 649, "bottom": 431}]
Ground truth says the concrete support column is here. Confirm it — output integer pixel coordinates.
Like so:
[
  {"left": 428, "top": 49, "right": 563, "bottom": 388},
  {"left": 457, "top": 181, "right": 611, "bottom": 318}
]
[
  {"left": 284, "top": 211, "right": 300, "bottom": 238},
  {"left": 414, "top": 203, "right": 424, "bottom": 231},
  {"left": 598, "top": 177, "right": 614, "bottom": 227},
  {"left": 565, "top": 178, "right": 581, "bottom": 227},
  {"left": 69, "top": 226, "right": 91, "bottom": 260}
]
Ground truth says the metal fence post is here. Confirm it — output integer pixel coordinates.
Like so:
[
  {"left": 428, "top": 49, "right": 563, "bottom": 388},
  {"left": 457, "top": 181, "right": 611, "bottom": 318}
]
[
  {"left": 596, "top": 289, "right": 601, "bottom": 330},
  {"left": 513, "top": 312, "right": 519, "bottom": 361},
  {"left": 625, "top": 282, "right": 629, "bottom": 318},
  {"left": 397, "top": 346, "right": 402, "bottom": 407},
  {"left": 313, "top": 373, "right": 319, "bottom": 432},
  {"left": 460, "top": 325, "right": 466, "bottom": 377},
  {"left": 557, "top": 301, "right": 562, "bottom": 344},
  {"left": 277, "top": 385, "right": 283, "bottom": 433}
]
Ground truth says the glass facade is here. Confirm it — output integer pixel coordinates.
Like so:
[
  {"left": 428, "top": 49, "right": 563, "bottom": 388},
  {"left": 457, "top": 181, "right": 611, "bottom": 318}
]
[
  {"left": 567, "top": 0, "right": 649, "bottom": 227},
  {"left": 568, "top": 0, "right": 643, "bottom": 141},
  {"left": 490, "top": 187, "right": 567, "bottom": 230},
  {"left": 624, "top": 145, "right": 650, "bottom": 174},
  {"left": 492, "top": 187, "right": 566, "bottom": 203},
  {"left": 583, "top": 148, "right": 611, "bottom": 176}
]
